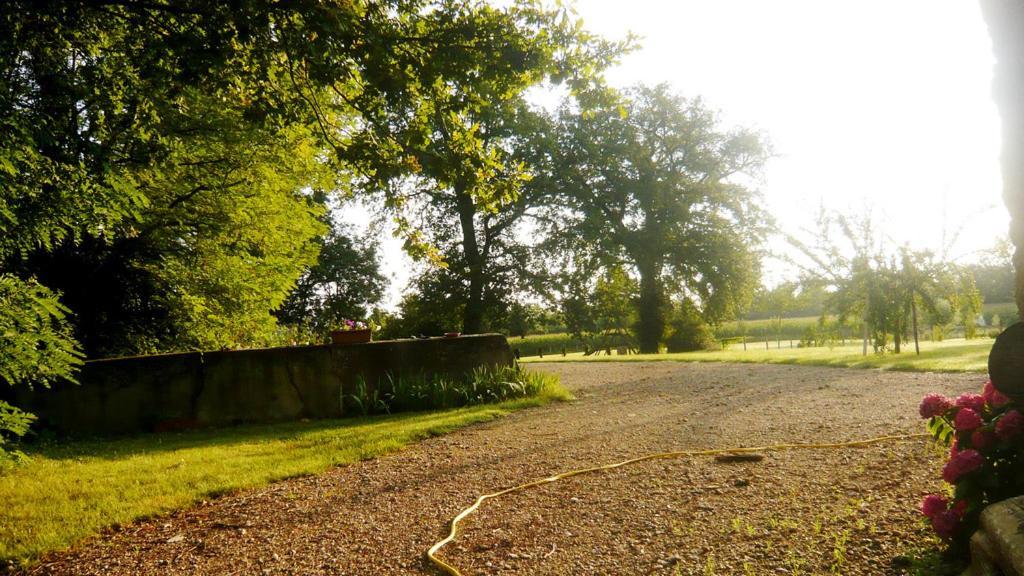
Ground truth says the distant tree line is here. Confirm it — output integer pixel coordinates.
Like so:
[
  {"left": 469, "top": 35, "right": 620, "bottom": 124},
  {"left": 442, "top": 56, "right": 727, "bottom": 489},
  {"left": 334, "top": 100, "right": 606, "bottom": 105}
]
[{"left": 784, "top": 210, "right": 991, "bottom": 354}]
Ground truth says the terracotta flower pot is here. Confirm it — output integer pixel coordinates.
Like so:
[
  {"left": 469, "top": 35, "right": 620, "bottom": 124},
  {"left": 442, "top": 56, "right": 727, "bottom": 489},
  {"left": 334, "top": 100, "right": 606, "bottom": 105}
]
[{"left": 330, "top": 328, "right": 372, "bottom": 345}]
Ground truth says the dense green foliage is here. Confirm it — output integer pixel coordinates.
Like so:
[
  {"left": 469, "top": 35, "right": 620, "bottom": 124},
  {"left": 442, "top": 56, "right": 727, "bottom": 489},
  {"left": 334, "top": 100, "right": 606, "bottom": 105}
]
[
  {"left": 665, "top": 300, "right": 717, "bottom": 352},
  {"left": 0, "top": 401, "right": 35, "bottom": 468},
  {"left": 1, "top": 1, "right": 617, "bottom": 365},
  {"left": 0, "top": 276, "right": 80, "bottom": 461},
  {"left": 344, "top": 2, "right": 626, "bottom": 332},
  {"left": 559, "top": 265, "right": 637, "bottom": 341},
  {"left": 275, "top": 227, "right": 386, "bottom": 340},
  {"left": 0, "top": 276, "right": 81, "bottom": 387}
]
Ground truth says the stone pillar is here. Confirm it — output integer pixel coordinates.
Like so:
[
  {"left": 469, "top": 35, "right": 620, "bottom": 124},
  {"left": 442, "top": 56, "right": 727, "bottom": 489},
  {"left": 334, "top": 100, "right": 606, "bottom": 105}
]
[
  {"left": 979, "top": 1, "right": 1024, "bottom": 314},
  {"left": 963, "top": 496, "right": 1024, "bottom": 576}
]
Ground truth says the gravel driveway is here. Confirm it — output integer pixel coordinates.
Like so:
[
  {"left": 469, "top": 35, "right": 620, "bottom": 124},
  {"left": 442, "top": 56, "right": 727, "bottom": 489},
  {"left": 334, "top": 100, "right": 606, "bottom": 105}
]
[{"left": 23, "top": 363, "right": 977, "bottom": 575}]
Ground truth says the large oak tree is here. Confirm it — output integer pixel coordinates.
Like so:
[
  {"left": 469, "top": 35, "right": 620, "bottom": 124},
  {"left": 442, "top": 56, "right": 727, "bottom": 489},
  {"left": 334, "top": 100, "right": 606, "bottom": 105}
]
[{"left": 550, "top": 85, "right": 770, "bottom": 353}]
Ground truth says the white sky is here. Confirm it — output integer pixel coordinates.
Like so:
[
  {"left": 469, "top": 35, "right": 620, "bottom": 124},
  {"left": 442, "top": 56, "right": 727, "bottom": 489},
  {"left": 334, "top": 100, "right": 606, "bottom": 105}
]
[{"left": 345, "top": 0, "right": 1006, "bottom": 307}]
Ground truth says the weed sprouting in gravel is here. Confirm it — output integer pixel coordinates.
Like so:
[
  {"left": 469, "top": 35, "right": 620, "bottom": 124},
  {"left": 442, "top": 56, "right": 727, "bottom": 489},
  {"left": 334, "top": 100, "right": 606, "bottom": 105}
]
[
  {"left": 702, "top": 554, "right": 717, "bottom": 575},
  {"left": 830, "top": 529, "right": 849, "bottom": 573}
]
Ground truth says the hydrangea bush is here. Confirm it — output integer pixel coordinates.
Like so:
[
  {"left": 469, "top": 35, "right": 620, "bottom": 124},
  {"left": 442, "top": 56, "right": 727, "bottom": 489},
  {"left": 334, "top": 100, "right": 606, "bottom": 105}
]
[{"left": 918, "top": 381, "right": 1024, "bottom": 546}]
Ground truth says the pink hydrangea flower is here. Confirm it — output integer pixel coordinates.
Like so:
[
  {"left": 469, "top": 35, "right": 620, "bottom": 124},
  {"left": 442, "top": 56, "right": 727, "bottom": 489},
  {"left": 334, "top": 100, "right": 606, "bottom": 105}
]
[
  {"left": 920, "top": 494, "right": 948, "bottom": 518},
  {"left": 919, "top": 393, "right": 954, "bottom": 419},
  {"left": 942, "top": 449, "right": 985, "bottom": 483},
  {"left": 932, "top": 509, "right": 960, "bottom": 540},
  {"left": 954, "top": 408, "right": 983, "bottom": 431},
  {"left": 951, "top": 499, "right": 968, "bottom": 518},
  {"left": 996, "top": 409, "right": 1023, "bottom": 441},
  {"left": 955, "top": 393, "right": 986, "bottom": 413},
  {"left": 983, "top": 380, "right": 1012, "bottom": 409},
  {"left": 971, "top": 429, "right": 996, "bottom": 451}
]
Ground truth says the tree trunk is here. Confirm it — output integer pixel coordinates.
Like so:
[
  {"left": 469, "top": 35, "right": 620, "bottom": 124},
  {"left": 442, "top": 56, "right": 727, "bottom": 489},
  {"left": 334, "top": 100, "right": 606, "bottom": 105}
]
[
  {"left": 861, "top": 320, "right": 868, "bottom": 356},
  {"left": 862, "top": 290, "right": 870, "bottom": 355},
  {"left": 912, "top": 297, "right": 920, "bottom": 355},
  {"left": 455, "top": 186, "right": 484, "bottom": 334},
  {"left": 980, "top": 1, "right": 1024, "bottom": 318},
  {"left": 894, "top": 326, "right": 901, "bottom": 354},
  {"left": 636, "top": 259, "right": 664, "bottom": 354}
]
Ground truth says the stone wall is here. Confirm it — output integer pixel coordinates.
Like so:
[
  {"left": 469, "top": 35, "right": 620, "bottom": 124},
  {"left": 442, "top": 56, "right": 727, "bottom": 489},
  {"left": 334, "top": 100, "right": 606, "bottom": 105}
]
[{"left": 2, "top": 334, "right": 513, "bottom": 436}]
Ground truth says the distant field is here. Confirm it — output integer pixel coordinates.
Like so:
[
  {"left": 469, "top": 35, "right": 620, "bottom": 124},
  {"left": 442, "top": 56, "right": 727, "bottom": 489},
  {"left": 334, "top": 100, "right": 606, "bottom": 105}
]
[
  {"left": 714, "top": 315, "right": 829, "bottom": 341},
  {"left": 983, "top": 301, "right": 1018, "bottom": 325},
  {"left": 510, "top": 301, "right": 1016, "bottom": 360},
  {"left": 506, "top": 333, "right": 585, "bottom": 357},
  {"left": 521, "top": 337, "right": 994, "bottom": 373}
]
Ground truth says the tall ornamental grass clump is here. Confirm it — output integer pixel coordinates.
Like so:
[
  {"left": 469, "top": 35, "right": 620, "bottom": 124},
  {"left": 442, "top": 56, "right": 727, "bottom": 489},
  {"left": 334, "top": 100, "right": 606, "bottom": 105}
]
[{"left": 348, "top": 365, "right": 564, "bottom": 415}]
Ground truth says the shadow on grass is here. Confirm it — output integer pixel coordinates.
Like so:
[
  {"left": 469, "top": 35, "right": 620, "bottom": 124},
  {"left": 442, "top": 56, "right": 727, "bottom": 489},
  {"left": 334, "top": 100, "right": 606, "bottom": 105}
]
[
  {"left": 0, "top": 392, "right": 564, "bottom": 565},
  {"left": 26, "top": 410, "right": 455, "bottom": 462},
  {"left": 25, "top": 396, "right": 556, "bottom": 463}
]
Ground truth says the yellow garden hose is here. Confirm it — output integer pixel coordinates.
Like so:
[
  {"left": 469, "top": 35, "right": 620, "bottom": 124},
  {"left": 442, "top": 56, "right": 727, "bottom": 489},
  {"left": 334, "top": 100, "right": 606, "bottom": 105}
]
[{"left": 426, "top": 432, "right": 932, "bottom": 576}]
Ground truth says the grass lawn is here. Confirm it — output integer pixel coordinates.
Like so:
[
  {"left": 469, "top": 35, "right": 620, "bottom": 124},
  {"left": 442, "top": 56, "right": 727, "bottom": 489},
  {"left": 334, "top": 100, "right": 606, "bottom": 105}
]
[
  {"left": 0, "top": 383, "right": 569, "bottom": 566},
  {"left": 521, "top": 337, "right": 994, "bottom": 373}
]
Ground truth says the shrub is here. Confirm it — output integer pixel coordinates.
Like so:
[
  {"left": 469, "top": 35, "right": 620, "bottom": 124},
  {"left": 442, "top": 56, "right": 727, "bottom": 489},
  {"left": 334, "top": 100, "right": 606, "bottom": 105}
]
[
  {"left": 665, "top": 303, "right": 716, "bottom": 352},
  {"left": 0, "top": 275, "right": 83, "bottom": 464},
  {"left": 0, "top": 402, "right": 36, "bottom": 470},
  {"left": 917, "top": 381, "right": 1023, "bottom": 553}
]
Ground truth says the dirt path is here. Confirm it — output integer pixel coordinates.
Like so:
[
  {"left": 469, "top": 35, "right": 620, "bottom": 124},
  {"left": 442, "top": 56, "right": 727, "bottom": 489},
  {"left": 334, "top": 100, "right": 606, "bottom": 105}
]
[{"left": 24, "top": 363, "right": 977, "bottom": 575}]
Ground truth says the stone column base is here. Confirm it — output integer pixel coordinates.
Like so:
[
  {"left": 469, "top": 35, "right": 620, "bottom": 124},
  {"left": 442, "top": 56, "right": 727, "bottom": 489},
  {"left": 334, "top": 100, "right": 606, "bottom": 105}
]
[{"left": 963, "top": 496, "right": 1024, "bottom": 576}]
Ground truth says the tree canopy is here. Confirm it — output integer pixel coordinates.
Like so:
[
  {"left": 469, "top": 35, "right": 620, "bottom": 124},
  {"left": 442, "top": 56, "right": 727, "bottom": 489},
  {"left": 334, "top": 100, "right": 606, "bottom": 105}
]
[
  {"left": 1, "top": 1, "right": 779, "bottom": 411},
  {"left": 1, "top": 0, "right": 619, "bottom": 365},
  {"left": 547, "top": 85, "right": 771, "bottom": 352}
]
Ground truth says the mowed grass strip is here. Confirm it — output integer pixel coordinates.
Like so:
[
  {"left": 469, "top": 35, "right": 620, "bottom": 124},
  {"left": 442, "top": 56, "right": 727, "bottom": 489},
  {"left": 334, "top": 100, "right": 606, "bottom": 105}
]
[
  {"left": 522, "top": 338, "right": 993, "bottom": 373},
  {"left": 0, "top": 383, "right": 570, "bottom": 566}
]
